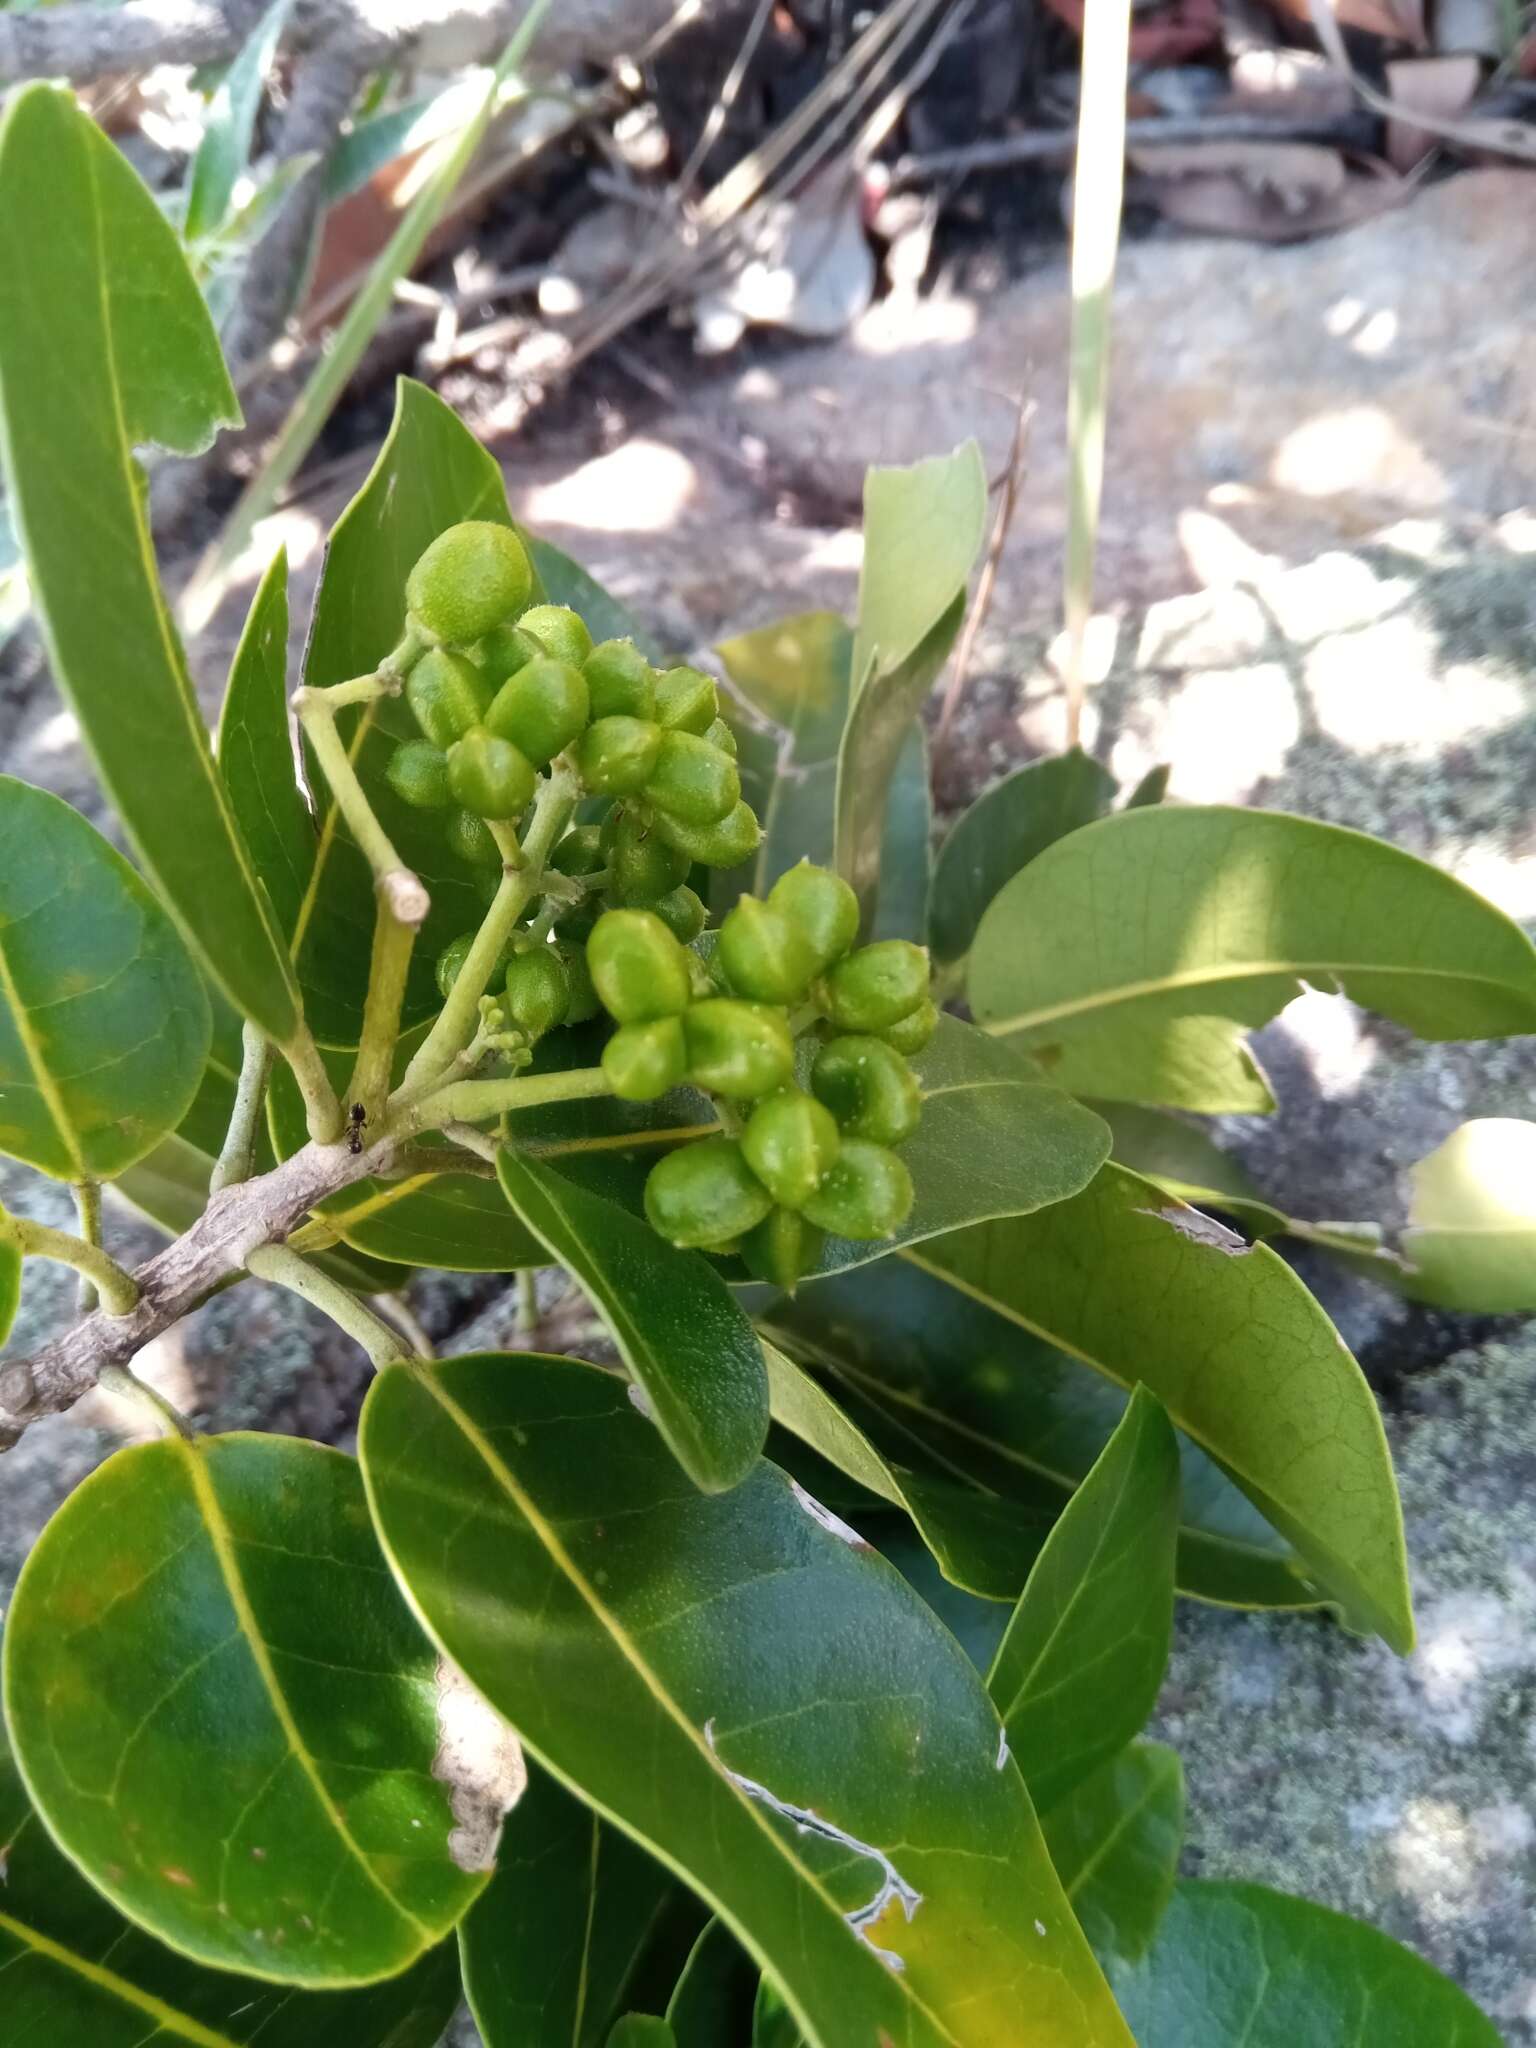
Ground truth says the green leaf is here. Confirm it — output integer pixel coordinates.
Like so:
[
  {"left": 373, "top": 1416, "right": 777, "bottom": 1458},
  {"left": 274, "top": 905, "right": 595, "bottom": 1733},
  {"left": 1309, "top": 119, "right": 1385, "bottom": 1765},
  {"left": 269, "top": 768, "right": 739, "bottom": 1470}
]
[
  {"left": 0, "top": 86, "right": 301, "bottom": 1048},
  {"left": 462, "top": 1762, "right": 668, "bottom": 2048},
  {"left": 1400, "top": 1118, "right": 1536, "bottom": 1310},
  {"left": 609, "top": 2020, "right": 675, "bottom": 2048},
  {"left": 0, "top": 1713, "right": 461, "bottom": 2044},
  {"left": 835, "top": 446, "right": 985, "bottom": 928},
  {"left": 184, "top": 0, "right": 291, "bottom": 244},
  {"left": 3, "top": 1433, "right": 493, "bottom": 1986},
  {"left": 216, "top": 548, "right": 315, "bottom": 939},
  {"left": 910, "top": 1165, "right": 1414, "bottom": 1651},
  {"left": 1092, "top": 1100, "right": 1290, "bottom": 1236},
  {"left": 667, "top": 1920, "right": 754, "bottom": 2045},
  {"left": 988, "top": 1386, "right": 1179, "bottom": 1812},
  {"left": 497, "top": 1149, "right": 770, "bottom": 1493},
  {"left": 763, "top": 1341, "right": 1052, "bottom": 1599},
  {"left": 0, "top": 776, "right": 212, "bottom": 1179},
  {"left": 929, "top": 749, "right": 1116, "bottom": 966},
  {"left": 267, "top": 1051, "right": 543, "bottom": 1270},
  {"left": 293, "top": 377, "right": 517, "bottom": 1045},
  {"left": 1042, "top": 1742, "right": 1185, "bottom": 1964},
  {"left": 970, "top": 806, "right": 1536, "bottom": 1112},
  {"left": 871, "top": 724, "right": 932, "bottom": 943},
  {"left": 763, "top": 1257, "right": 1317, "bottom": 1612},
  {"left": 0, "top": 1239, "right": 16, "bottom": 1346},
  {"left": 1107, "top": 1881, "right": 1502, "bottom": 2045},
  {"left": 524, "top": 532, "right": 655, "bottom": 653},
  {"left": 360, "top": 1352, "right": 1134, "bottom": 2048},
  {"left": 753, "top": 1977, "right": 804, "bottom": 2047}
]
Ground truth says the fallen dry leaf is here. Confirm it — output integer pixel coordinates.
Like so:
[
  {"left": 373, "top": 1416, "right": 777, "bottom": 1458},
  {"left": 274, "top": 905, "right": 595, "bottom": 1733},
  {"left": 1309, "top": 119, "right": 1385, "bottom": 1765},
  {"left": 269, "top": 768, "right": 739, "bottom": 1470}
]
[{"left": 1384, "top": 53, "right": 1479, "bottom": 169}]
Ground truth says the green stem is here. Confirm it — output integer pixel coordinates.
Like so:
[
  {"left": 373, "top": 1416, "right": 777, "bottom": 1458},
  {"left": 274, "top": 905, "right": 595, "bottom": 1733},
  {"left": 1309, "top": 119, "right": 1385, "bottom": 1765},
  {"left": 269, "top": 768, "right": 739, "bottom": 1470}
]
[
  {"left": 516, "top": 1267, "right": 539, "bottom": 1334},
  {"left": 0, "top": 1213, "right": 138, "bottom": 1316},
  {"left": 98, "top": 1364, "right": 194, "bottom": 1440},
  {"left": 319, "top": 674, "right": 395, "bottom": 711},
  {"left": 347, "top": 896, "right": 417, "bottom": 1122},
  {"left": 295, "top": 685, "right": 429, "bottom": 928},
  {"left": 71, "top": 1179, "right": 102, "bottom": 1313},
  {"left": 212, "top": 1023, "right": 275, "bottom": 1192},
  {"left": 395, "top": 762, "right": 575, "bottom": 1099},
  {"left": 245, "top": 1244, "right": 413, "bottom": 1369},
  {"left": 278, "top": 1022, "right": 346, "bottom": 1145},
  {"left": 403, "top": 1064, "right": 611, "bottom": 1135}
]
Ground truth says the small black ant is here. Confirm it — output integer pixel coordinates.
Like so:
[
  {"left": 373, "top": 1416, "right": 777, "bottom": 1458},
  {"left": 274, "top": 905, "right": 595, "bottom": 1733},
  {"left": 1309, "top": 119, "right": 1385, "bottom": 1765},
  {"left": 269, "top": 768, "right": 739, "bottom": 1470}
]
[{"left": 347, "top": 1103, "right": 368, "bottom": 1156}]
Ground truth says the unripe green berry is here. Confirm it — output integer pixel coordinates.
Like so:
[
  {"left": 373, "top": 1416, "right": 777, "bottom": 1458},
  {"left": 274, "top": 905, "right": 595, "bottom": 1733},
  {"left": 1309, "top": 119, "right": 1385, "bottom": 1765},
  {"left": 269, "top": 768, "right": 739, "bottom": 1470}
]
[
  {"left": 811, "top": 1035, "right": 922, "bottom": 1145},
  {"left": 476, "top": 623, "right": 541, "bottom": 687},
  {"left": 802, "top": 1139, "right": 914, "bottom": 1241},
  {"left": 436, "top": 933, "right": 476, "bottom": 1001},
  {"left": 584, "top": 638, "right": 655, "bottom": 720},
  {"left": 547, "top": 823, "right": 604, "bottom": 878},
  {"left": 717, "top": 895, "right": 817, "bottom": 1005},
  {"left": 644, "top": 1137, "right": 773, "bottom": 1249},
  {"left": 767, "top": 862, "right": 859, "bottom": 974},
  {"left": 704, "top": 717, "right": 738, "bottom": 758},
  {"left": 504, "top": 946, "right": 570, "bottom": 1040},
  {"left": 602, "top": 1016, "right": 687, "bottom": 1101},
  {"left": 560, "top": 944, "right": 601, "bottom": 1024},
  {"left": 880, "top": 998, "right": 939, "bottom": 1056},
  {"left": 683, "top": 998, "right": 793, "bottom": 1099},
  {"left": 741, "top": 1088, "right": 840, "bottom": 1210},
  {"left": 578, "top": 716, "right": 662, "bottom": 797},
  {"left": 645, "top": 731, "right": 740, "bottom": 827},
  {"left": 386, "top": 739, "right": 451, "bottom": 810},
  {"left": 652, "top": 883, "right": 706, "bottom": 945},
  {"left": 487, "top": 655, "right": 589, "bottom": 766},
  {"left": 446, "top": 807, "right": 501, "bottom": 867},
  {"left": 587, "top": 908, "right": 692, "bottom": 1022},
  {"left": 406, "top": 521, "right": 532, "bottom": 645},
  {"left": 517, "top": 603, "right": 593, "bottom": 668},
  {"left": 741, "top": 1206, "right": 824, "bottom": 1292},
  {"left": 650, "top": 798, "right": 761, "bottom": 869},
  {"left": 826, "top": 939, "right": 930, "bottom": 1034},
  {"left": 654, "top": 665, "right": 718, "bottom": 735},
  {"left": 606, "top": 808, "right": 690, "bottom": 904},
  {"left": 447, "top": 726, "right": 537, "bottom": 820},
  {"left": 407, "top": 647, "right": 495, "bottom": 748}
]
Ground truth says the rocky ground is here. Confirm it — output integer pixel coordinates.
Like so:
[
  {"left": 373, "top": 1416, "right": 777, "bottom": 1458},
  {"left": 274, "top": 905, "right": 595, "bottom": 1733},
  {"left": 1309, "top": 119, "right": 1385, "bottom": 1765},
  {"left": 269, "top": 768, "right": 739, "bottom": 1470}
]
[{"left": 2, "top": 166, "right": 1534, "bottom": 2033}]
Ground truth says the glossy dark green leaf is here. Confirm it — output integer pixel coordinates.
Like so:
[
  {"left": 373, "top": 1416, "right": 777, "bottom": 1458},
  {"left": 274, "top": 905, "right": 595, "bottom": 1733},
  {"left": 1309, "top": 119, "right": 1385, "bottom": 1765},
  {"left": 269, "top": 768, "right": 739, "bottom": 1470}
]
[
  {"left": 0, "top": 1237, "right": 16, "bottom": 1346},
  {"left": 462, "top": 1762, "right": 667, "bottom": 2048},
  {"left": 1092, "top": 1100, "right": 1289, "bottom": 1236},
  {"left": 1107, "top": 1881, "right": 1502, "bottom": 2045},
  {"left": 753, "top": 1977, "right": 804, "bottom": 2047},
  {"left": 871, "top": 724, "right": 932, "bottom": 943},
  {"left": 609, "top": 2019, "right": 675, "bottom": 2048},
  {"left": 0, "top": 86, "right": 301, "bottom": 1047},
  {"left": 295, "top": 378, "right": 515, "bottom": 1045},
  {"left": 667, "top": 1920, "right": 755, "bottom": 2045},
  {"left": 988, "top": 1388, "right": 1179, "bottom": 1811},
  {"left": 763, "top": 1342, "right": 1051, "bottom": 1599},
  {"left": 4, "top": 1433, "right": 493, "bottom": 1985},
  {"left": 1042, "top": 1742, "right": 1185, "bottom": 1964},
  {"left": 929, "top": 749, "right": 1116, "bottom": 965},
  {"left": 1123, "top": 763, "right": 1170, "bottom": 809},
  {"left": 0, "top": 776, "right": 211, "bottom": 1179},
  {"left": 0, "top": 1714, "right": 460, "bottom": 2044},
  {"left": 970, "top": 806, "right": 1536, "bottom": 1112},
  {"left": 910, "top": 1165, "right": 1414, "bottom": 1651},
  {"left": 763, "top": 1257, "right": 1316, "bottom": 1612},
  {"left": 265, "top": 1027, "right": 544, "bottom": 1272},
  {"left": 217, "top": 548, "right": 314, "bottom": 940},
  {"left": 361, "top": 1352, "right": 1134, "bottom": 2048},
  {"left": 183, "top": 0, "right": 291, "bottom": 243},
  {"left": 497, "top": 1149, "right": 769, "bottom": 1492}
]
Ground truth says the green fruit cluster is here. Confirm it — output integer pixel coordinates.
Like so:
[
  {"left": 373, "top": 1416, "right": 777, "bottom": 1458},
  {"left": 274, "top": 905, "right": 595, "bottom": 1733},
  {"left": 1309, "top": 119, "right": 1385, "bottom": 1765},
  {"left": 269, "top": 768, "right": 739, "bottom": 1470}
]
[{"left": 586, "top": 863, "right": 935, "bottom": 1288}]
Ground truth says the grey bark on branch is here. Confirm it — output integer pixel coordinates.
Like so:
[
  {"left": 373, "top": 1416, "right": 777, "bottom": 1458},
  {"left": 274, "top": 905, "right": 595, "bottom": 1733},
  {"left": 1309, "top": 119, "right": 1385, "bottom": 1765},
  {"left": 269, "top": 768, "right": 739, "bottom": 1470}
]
[{"left": 0, "top": 1130, "right": 397, "bottom": 1446}]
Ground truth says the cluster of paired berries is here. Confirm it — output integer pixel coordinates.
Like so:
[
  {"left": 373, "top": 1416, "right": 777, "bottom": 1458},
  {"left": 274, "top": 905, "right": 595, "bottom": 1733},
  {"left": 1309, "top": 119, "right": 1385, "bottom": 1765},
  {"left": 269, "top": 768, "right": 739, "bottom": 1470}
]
[
  {"left": 587, "top": 865, "right": 935, "bottom": 1288},
  {"left": 386, "top": 520, "right": 758, "bottom": 1040}
]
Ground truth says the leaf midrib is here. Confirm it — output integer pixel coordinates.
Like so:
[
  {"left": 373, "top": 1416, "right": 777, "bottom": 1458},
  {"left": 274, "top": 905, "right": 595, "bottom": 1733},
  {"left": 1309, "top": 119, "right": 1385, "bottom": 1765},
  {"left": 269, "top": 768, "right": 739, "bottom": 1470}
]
[
  {"left": 401, "top": 1366, "right": 961, "bottom": 2048},
  {"left": 982, "top": 957, "right": 1533, "bottom": 1040},
  {"left": 0, "top": 908, "right": 86, "bottom": 1177},
  {"left": 0, "top": 1893, "right": 237, "bottom": 2048}
]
